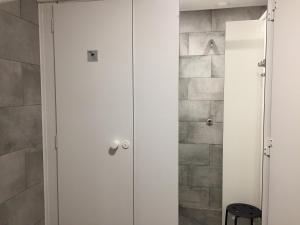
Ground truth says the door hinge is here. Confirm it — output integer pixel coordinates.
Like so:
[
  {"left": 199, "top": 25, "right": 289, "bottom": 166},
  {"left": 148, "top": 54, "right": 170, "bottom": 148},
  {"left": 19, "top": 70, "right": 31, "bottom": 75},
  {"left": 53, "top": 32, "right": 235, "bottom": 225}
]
[
  {"left": 55, "top": 135, "right": 58, "bottom": 151},
  {"left": 264, "top": 138, "right": 273, "bottom": 157},
  {"left": 267, "top": 0, "right": 277, "bottom": 22},
  {"left": 258, "top": 59, "right": 266, "bottom": 67},
  {"left": 51, "top": 17, "right": 54, "bottom": 33}
]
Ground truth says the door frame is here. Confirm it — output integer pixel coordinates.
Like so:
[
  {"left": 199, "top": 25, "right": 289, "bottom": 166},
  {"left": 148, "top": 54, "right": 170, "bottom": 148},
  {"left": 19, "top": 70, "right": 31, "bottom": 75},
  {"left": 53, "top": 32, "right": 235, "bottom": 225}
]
[{"left": 39, "top": 4, "right": 59, "bottom": 225}]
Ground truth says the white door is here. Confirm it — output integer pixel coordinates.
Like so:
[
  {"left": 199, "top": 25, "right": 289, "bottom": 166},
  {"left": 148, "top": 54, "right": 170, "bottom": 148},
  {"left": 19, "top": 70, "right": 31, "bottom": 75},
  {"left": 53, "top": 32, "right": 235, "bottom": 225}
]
[
  {"left": 268, "top": 0, "right": 300, "bottom": 225},
  {"left": 53, "top": 1, "right": 133, "bottom": 225},
  {"left": 223, "top": 20, "right": 265, "bottom": 224}
]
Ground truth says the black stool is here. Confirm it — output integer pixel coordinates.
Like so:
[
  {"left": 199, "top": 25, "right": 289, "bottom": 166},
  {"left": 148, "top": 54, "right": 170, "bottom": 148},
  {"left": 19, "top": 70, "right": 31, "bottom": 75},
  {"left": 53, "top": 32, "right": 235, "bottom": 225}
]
[{"left": 225, "top": 203, "right": 262, "bottom": 225}]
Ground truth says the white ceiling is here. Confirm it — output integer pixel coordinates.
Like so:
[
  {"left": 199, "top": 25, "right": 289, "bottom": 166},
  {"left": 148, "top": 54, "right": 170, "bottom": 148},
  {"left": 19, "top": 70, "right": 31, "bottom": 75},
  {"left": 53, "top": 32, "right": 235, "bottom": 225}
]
[{"left": 180, "top": 0, "right": 267, "bottom": 11}]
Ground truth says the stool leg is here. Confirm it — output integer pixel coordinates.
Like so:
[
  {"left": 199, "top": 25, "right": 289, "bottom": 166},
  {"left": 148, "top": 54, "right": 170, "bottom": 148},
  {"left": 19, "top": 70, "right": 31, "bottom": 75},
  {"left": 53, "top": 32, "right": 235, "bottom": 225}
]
[
  {"left": 251, "top": 218, "right": 254, "bottom": 225},
  {"left": 225, "top": 210, "right": 228, "bottom": 225},
  {"left": 234, "top": 216, "right": 239, "bottom": 225}
]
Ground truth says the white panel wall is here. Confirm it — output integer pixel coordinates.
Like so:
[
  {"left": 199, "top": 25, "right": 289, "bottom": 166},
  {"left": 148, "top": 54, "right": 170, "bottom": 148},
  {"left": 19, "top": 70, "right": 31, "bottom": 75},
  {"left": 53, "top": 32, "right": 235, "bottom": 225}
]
[
  {"left": 134, "top": 1, "right": 179, "bottom": 225},
  {"left": 223, "top": 20, "right": 265, "bottom": 224},
  {"left": 268, "top": 0, "right": 300, "bottom": 224}
]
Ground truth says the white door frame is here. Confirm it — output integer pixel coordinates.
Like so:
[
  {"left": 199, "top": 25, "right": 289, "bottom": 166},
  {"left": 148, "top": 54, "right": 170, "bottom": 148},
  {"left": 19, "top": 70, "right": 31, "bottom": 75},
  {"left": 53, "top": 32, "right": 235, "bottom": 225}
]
[
  {"left": 39, "top": 4, "right": 59, "bottom": 225},
  {"left": 39, "top": 1, "right": 179, "bottom": 225}
]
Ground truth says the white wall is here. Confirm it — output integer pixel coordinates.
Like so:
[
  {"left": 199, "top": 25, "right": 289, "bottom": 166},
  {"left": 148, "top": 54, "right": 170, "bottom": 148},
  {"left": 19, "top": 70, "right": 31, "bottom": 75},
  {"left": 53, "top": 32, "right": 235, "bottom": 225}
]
[
  {"left": 268, "top": 0, "right": 300, "bottom": 224},
  {"left": 134, "top": 0, "right": 179, "bottom": 225},
  {"left": 223, "top": 20, "right": 265, "bottom": 224}
]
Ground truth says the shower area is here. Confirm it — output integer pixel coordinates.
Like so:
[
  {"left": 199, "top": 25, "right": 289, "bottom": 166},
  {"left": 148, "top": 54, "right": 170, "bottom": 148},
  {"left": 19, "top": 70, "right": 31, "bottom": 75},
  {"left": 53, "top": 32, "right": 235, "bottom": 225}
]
[{"left": 178, "top": 6, "right": 266, "bottom": 225}]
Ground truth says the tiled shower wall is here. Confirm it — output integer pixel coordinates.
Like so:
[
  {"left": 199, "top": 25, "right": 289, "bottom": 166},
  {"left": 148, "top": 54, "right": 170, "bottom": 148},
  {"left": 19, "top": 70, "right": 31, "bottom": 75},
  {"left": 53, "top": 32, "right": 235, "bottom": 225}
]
[
  {"left": 179, "top": 6, "right": 266, "bottom": 225},
  {"left": 0, "top": 1, "right": 44, "bottom": 225}
]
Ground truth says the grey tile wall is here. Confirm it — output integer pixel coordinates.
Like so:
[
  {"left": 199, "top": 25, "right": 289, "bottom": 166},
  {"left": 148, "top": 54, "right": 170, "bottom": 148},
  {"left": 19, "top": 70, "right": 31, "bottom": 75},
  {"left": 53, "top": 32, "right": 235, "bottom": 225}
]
[
  {"left": 0, "top": 1, "right": 44, "bottom": 225},
  {"left": 179, "top": 6, "right": 266, "bottom": 225},
  {"left": 0, "top": 1, "right": 20, "bottom": 16}
]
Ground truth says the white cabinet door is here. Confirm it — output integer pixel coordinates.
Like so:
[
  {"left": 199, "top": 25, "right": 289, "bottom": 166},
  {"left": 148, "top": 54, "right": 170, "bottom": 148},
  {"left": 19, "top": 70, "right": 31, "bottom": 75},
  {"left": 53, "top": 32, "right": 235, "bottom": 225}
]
[
  {"left": 268, "top": 0, "right": 300, "bottom": 225},
  {"left": 53, "top": 1, "right": 133, "bottom": 225}
]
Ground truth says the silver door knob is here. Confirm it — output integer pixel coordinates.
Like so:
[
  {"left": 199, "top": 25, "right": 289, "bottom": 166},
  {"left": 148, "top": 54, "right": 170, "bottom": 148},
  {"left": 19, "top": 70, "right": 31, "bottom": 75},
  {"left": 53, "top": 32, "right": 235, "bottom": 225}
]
[{"left": 110, "top": 140, "right": 120, "bottom": 150}]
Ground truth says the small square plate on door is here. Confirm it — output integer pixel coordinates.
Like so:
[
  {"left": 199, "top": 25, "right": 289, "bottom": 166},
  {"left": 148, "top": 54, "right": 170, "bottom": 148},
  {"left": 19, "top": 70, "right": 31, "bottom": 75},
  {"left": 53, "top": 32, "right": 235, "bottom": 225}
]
[{"left": 87, "top": 50, "right": 98, "bottom": 62}]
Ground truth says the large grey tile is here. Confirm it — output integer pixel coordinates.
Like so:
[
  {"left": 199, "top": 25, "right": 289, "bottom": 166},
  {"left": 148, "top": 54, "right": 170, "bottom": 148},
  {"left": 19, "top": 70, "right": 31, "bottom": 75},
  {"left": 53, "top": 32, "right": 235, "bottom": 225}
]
[
  {"left": 179, "top": 144, "right": 209, "bottom": 165},
  {"left": 0, "top": 59, "right": 23, "bottom": 107},
  {"left": 0, "top": 183, "right": 44, "bottom": 225},
  {"left": 0, "top": 106, "right": 42, "bottom": 156},
  {"left": 20, "top": 0, "right": 38, "bottom": 24},
  {"left": 22, "top": 63, "right": 41, "bottom": 105},
  {"left": 0, "top": 11, "right": 39, "bottom": 65},
  {"left": 191, "top": 166, "right": 222, "bottom": 187},
  {"left": 179, "top": 165, "right": 190, "bottom": 186},
  {"left": 180, "top": 10, "right": 212, "bottom": 33},
  {"left": 0, "top": 0, "right": 20, "bottom": 16},
  {"left": 212, "top": 6, "right": 267, "bottom": 31},
  {"left": 189, "top": 32, "right": 225, "bottom": 56},
  {"left": 179, "top": 79, "right": 190, "bottom": 100},
  {"left": 180, "top": 56, "right": 211, "bottom": 78},
  {"left": 0, "top": 150, "right": 26, "bottom": 204},
  {"left": 26, "top": 147, "right": 43, "bottom": 187},
  {"left": 179, "top": 122, "right": 189, "bottom": 143},
  {"left": 212, "top": 55, "right": 225, "bottom": 77},
  {"left": 210, "top": 145, "right": 223, "bottom": 168},
  {"left": 188, "top": 78, "right": 224, "bottom": 100},
  {"left": 209, "top": 187, "right": 222, "bottom": 209},
  {"left": 180, "top": 122, "right": 223, "bottom": 144},
  {"left": 180, "top": 33, "right": 189, "bottom": 56},
  {"left": 179, "top": 100, "right": 210, "bottom": 122},
  {"left": 179, "top": 187, "right": 209, "bottom": 209},
  {"left": 210, "top": 101, "right": 224, "bottom": 123},
  {"left": 180, "top": 207, "right": 222, "bottom": 225},
  {"left": 35, "top": 218, "right": 45, "bottom": 225}
]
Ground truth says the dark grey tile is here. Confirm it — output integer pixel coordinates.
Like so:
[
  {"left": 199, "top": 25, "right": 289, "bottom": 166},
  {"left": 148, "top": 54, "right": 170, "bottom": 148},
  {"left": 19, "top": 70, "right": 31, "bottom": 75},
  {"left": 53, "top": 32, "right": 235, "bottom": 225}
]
[
  {"left": 180, "top": 122, "right": 223, "bottom": 144},
  {"left": 179, "top": 122, "right": 189, "bottom": 143},
  {"left": 179, "top": 79, "right": 190, "bottom": 100},
  {"left": 210, "top": 145, "right": 223, "bottom": 168},
  {"left": 20, "top": 0, "right": 38, "bottom": 24},
  {"left": 179, "top": 100, "right": 210, "bottom": 122},
  {"left": 210, "top": 101, "right": 224, "bottom": 123},
  {"left": 0, "top": 106, "right": 42, "bottom": 156},
  {"left": 0, "top": 59, "right": 23, "bottom": 107},
  {"left": 35, "top": 218, "right": 45, "bottom": 225},
  {"left": 191, "top": 166, "right": 222, "bottom": 187},
  {"left": 0, "top": 0, "right": 20, "bottom": 16},
  {"left": 26, "top": 147, "right": 43, "bottom": 187},
  {"left": 0, "top": 183, "right": 44, "bottom": 225},
  {"left": 179, "top": 187, "right": 209, "bottom": 209},
  {"left": 189, "top": 32, "right": 225, "bottom": 55},
  {"left": 188, "top": 78, "right": 224, "bottom": 100},
  {"left": 179, "top": 165, "right": 190, "bottom": 186},
  {"left": 212, "top": 6, "right": 267, "bottom": 31},
  {"left": 180, "top": 10, "right": 212, "bottom": 33},
  {"left": 209, "top": 187, "right": 222, "bottom": 209},
  {"left": 22, "top": 63, "right": 41, "bottom": 105},
  {"left": 179, "top": 207, "right": 222, "bottom": 225},
  {"left": 0, "top": 150, "right": 26, "bottom": 204},
  {"left": 179, "top": 144, "right": 209, "bottom": 166},
  {"left": 180, "top": 33, "right": 189, "bottom": 56},
  {"left": 212, "top": 55, "right": 225, "bottom": 77},
  {"left": 180, "top": 56, "right": 211, "bottom": 78},
  {"left": 0, "top": 11, "right": 40, "bottom": 65}
]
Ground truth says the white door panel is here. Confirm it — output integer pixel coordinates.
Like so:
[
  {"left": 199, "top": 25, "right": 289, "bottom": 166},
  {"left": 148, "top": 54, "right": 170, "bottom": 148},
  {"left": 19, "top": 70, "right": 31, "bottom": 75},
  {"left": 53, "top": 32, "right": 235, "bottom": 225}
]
[
  {"left": 269, "top": 0, "right": 300, "bottom": 225},
  {"left": 54, "top": 1, "right": 133, "bottom": 225},
  {"left": 223, "top": 20, "right": 265, "bottom": 225}
]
